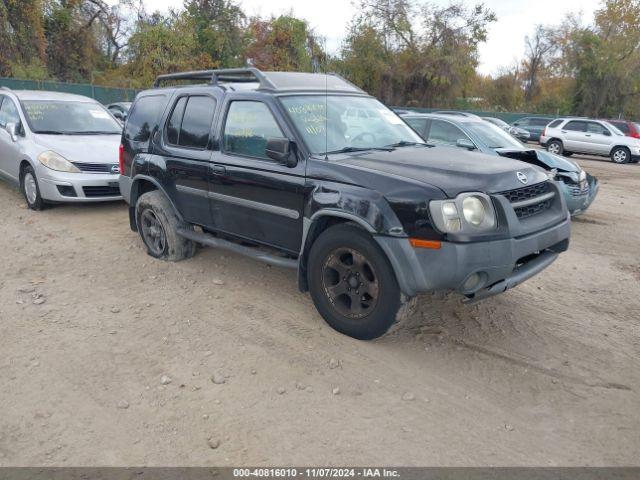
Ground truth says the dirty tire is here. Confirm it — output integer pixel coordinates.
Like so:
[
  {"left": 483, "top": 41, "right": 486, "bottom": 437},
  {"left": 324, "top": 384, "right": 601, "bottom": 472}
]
[
  {"left": 307, "top": 224, "right": 401, "bottom": 340},
  {"left": 547, "top": 140, "right": 563, "bottom": 156},
  {"left": 135, "top": 190, "right": 196, "bottom": 261},
  {"left": 611, "top": 146, "right": 631, "bottom": 164},
  {"left": 20, "top": 165, "right": 45, "bottom": 211}
]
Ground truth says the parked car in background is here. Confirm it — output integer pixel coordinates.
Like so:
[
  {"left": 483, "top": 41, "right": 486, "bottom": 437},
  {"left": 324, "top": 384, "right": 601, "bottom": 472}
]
[
  {"left": 107, "top": 102, "right": 132, "bottom": 122},
  {"left": 402, "top": 112, "right": 598, "bottom": 215},
  {"left": 482, "top": 116, "right": 530, "bottom": 141},
  {"left": 601, "top": 119, "right": 640, "bottom": 139},
  {"left": 511, "top": 116, "right": 554, "bottom": 142},
  {"left": 119, "top": 68, "right": 571, "bottom": 340},
  {"left": 0, "top": 88, "right": 123, "bottom": 209},
  {"left": 540, "top": 118, "right": 640, "bottom": 164},
  {"left": 433, "top": 110, "right": 482, "bottom": 119}
]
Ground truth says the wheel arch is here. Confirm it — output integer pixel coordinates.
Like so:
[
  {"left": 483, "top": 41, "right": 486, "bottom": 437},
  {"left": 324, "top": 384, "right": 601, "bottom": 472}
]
[
  {"left": 129, "top": 175, "right": 183, "bottom": 231},
  {"left": 297, "top": 211, "right": 375, "bottom": 293}
]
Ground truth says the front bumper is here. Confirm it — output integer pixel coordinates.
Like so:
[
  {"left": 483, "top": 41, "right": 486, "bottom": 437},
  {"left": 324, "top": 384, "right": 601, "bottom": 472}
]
[
  {"left": 560, "top": 175, "right": 599, "bottom": 216},
  {"left": 376, "top": 215, "right": 571, "bottom": 300},
  {"left": 37, "top": 169, "right": 123, "bottom": 202}
]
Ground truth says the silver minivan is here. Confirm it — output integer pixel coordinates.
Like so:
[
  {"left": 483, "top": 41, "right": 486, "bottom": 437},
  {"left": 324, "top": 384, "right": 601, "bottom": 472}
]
[
  {"left": 0, "top": 89, "right": 123, "bottom": 209},
  {"left": 540, "top": 118, "right": 640, "bottom": 164}
]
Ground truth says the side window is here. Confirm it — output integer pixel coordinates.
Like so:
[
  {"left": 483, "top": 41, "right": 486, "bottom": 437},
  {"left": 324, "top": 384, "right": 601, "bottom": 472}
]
[
  {"left": 0, "top": 96, "right": 21, "bottom": 128},
  {"left": 515, "top": 118, "right": 529, "bottom": 126},
  {"left": 166, "top": 97, "right": 187, "bottom": 145},
  {"left": 532, "top": 118, "right": 551, "bottom": 126},
  {"left": 223, "top": 101, "right": 284, "bottom": 160},
  {"left": 427, "top": 120, "right": 468, "bottom": 146},
  {"left": 586, "top": 122, "right": 608, "bottom": 135},
  {"left": 405, "top": 118, "right": 427, "bottom": 136},
  {"left": 177, "top": 96, "right": 216, "bottom": 149},
  {"left": 125, "top": 95, "right": 165, "bottom": 144},
  {"left": 564, "top": 121, "right": 586, "bottom": 132}
]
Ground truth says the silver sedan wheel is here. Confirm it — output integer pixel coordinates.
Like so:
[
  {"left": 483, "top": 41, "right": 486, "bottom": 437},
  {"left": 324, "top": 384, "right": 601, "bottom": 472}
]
[
  {"left": 613, "top": 149, "right": 628, "bottom": 163},
  {"left": 548, "top": 143, "right": 561, "bottom": 154},
  {"left": 24, "top": 172, "right": 38, "bottom": 205}
]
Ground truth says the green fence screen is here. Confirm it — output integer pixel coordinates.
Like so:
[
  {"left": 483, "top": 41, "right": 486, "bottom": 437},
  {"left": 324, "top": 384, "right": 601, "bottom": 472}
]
[
  {"left": 391, "top": 106, "right": 555, "bottom": 123},
  {"left": 0, "top": 77, "right": 139, "bottom": 105}
]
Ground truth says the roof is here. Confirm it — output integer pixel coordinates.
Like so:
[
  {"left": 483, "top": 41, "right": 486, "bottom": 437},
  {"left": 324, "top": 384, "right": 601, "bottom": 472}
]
[
  {"left": 9, "top": 90, "right": 97, "bottom": 103},
  {"left": 152, "top": 68, "right": 365, "bottom": 95},
  {"left": 400, "top": 112, "right": 483, "bottom": 124}
]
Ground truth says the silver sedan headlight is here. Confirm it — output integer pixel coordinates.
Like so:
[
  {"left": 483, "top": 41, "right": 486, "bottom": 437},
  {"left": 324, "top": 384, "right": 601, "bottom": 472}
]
[
  {"left": 37, "top": 151, "right": 81, "bottom": 173},
  {"left": 429, "top": 192, "right": 496, "bottom": 234}
]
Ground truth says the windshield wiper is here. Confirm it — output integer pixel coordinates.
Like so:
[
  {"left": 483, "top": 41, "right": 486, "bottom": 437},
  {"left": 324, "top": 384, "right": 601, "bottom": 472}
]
[
  {"left": 385, "top": 141, "right": 433, "bottom": 148},
  {"left": 66, "top": 131, "right": 121, "bottom": 135},
  {"left": 35, "top": 130, "right": 65, "bottom": 135},
  {"left": 324, "top": 146, "right": 394, "bottom": 155}
]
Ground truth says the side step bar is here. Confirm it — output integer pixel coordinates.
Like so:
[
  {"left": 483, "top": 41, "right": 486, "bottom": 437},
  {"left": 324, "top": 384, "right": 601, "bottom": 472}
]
[{"left": 177, "top": 228, "right": 298, "bottom": 269}]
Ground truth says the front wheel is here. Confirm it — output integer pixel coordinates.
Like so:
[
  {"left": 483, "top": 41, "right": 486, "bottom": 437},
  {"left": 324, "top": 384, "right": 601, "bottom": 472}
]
[
  {"left": 307, "top": 224, "right": 401, "bottom": 340},
  {"left": 135, "top": 190, "right": 196, "bottom": 261},
  {"left": 611, "top": 146, "right": 631, "bottom": 164},
  {"left": 547, "top": 140, "right": 563, "bottom": 155},
  {"left": 21, "top": 165, "right": 45, "bottom": 210}
]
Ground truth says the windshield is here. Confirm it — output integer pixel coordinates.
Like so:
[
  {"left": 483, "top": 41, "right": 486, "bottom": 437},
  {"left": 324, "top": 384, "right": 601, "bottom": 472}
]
[
  {"left": 280, "top": 95, "right": 423, "bottom": 154},
  {"left": 465, "top": 121, "right": 524, "bottom": 149},
  {"left": 22, "top": 101, "right": 122, "bottom": 134}
]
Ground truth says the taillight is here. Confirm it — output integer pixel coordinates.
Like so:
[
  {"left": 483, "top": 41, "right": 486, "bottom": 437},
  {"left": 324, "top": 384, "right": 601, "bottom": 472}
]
[{"left": 118, "top": 144, "right": 124, "bottom": 175}]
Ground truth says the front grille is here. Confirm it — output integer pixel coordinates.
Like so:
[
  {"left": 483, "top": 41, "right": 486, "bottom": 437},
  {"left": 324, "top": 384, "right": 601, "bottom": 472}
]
[
  {"left": 499, "top": 181, "right": 554, "bottom": 219},
  {"left": 73, "top": 162, "right": 119, "bottom": 174},
  {"left": 83, "top": 186, "right": 121, "bottom": 197}
]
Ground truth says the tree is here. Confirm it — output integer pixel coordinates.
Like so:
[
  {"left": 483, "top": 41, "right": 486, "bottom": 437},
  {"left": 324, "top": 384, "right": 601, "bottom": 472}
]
[
  {"left": 0, "top": 0, "right": 47, "bottom": 77},
  {"left": 183, "top": 0, "right": 247, "bottom": 68},
  {"left": 245, "top": 15, "right": 325, "bottom": 72},
  {"left": 522, "top": 25, "right": 557, "bottom": 103}
]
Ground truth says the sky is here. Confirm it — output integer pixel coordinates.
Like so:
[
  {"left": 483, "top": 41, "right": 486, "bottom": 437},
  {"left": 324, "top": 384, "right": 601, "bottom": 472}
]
[{"left": 135, "top": 0, "right": 603, "bottom": 76}]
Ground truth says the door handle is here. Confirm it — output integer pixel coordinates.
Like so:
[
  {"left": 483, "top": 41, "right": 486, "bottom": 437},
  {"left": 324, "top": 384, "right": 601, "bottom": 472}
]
[
  {"left": 585, "top": 134, "right": 591, "bottom": 137},
  {"left": 211, "top": 165, "right": 226, "bottom": 175}
]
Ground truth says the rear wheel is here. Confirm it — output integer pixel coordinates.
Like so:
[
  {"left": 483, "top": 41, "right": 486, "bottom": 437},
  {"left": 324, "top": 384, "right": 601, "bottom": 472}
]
[
  {"left": 307, "top": 224, "right": 401, "bottom": 340},
  {"left": 135, "top": 190, "right": 196, "bottom": 261},
  {"left": 611, "top": 146, "right": 631, "bottom": 164},
  {"left": 547, "top": 140, "right": 563, "bottom": 155},
  {"left": 20, "top": 165, "right": 45, "bottom": 210}
]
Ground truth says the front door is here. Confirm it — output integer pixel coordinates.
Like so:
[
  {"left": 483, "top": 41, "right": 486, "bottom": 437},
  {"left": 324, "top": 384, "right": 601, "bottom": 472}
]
[
  {"left": 0, "top": 95, "right": 23, "bottom": 182},
  {"left": 209, "top": 99, "right": 305, "bottom": 254},
  {"left": 584, "top": 121, "right": 614, "bottom": 155}
]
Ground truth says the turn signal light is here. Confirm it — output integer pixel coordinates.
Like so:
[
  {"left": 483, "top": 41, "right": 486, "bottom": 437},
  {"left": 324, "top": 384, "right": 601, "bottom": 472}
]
[{"left": 409, "top": 238, "right": 442, "bottom": 249}]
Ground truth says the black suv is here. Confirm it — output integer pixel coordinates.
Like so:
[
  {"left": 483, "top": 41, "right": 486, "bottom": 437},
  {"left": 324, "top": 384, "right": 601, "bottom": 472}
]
[{"left": 119, "top": 68, "right": 571, "bottom": 340}]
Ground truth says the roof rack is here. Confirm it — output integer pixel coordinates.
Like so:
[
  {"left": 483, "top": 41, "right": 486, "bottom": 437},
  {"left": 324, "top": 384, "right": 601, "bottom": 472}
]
[{"left": 153, "top": 68, "right": 277, "bottom": 89}]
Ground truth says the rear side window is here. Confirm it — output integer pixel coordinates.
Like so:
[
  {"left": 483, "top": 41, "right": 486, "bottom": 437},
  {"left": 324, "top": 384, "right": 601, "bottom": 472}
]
[
  {"left": 125, "top": 95, "right": 165, "bottom": 144},
  {"left": 223, "top": 101, "right": 284, "bottom": 160},
  {"left": 564, "top": 121, "right": 586, "bottom": 132},
  {"left": 548, "top": 120, "right": 563, "bottom": 128},
  {"left": 531, "top": 118, "right": 552, "bottom": 126},
  {"left": 166, "top": 97, "right": 187, "bottom": 145},
  {"left": 178, "top": 96, "right": 216, "bottom": 149}
]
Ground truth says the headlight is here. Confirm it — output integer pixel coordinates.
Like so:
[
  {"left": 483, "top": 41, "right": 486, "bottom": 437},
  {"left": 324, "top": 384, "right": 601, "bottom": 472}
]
[
  {"left": 429, "top": 193, "right": 496, "bottom": 234},
  {"left": 37, "top": 151, "right": 81, "bottom": 173},
  {"left": 579, "top": 170, "right": 587, "bottom": 182}
]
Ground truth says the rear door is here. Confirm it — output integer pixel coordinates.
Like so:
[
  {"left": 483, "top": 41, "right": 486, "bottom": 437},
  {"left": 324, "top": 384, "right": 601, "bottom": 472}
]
[
  {"left": 561, "top": 120, "right": 587, "bottom": 151},
  {"left": 0, "top": 95, "right": 24, "bottom": 182},
  {"left": 209, "top": 97, "right": 305, "bottom": 254},
  {"left": 156, "top": 92, "right": 218, "bottom": 227}
]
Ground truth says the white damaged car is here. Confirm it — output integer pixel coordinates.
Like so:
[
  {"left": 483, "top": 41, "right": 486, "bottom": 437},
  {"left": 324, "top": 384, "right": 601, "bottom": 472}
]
[{"left": 0, "top": 89, "right": 123, "bottom": 209}]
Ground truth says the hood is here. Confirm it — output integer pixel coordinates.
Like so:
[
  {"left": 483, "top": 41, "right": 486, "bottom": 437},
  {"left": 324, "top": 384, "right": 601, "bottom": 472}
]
[
  {"left": 332, "top": 146, "right": 549, "bottom": 197},
  {"left": 495, "top": 148, "right": 581, "bottom": 173},
  {"left": 34, "top": 134, "right": 121, "bottom": 164}
]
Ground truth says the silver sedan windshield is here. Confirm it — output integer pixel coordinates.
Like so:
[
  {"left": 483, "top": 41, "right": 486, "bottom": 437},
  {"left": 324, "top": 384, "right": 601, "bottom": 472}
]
[{"left": 22, "top": 101, "right": 122, "bottom": 135}]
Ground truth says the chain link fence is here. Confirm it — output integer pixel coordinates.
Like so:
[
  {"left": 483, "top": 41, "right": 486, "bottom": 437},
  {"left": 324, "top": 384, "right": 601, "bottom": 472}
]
[{"left": 0, "top": 77, "right": 139, "bottom": 105}]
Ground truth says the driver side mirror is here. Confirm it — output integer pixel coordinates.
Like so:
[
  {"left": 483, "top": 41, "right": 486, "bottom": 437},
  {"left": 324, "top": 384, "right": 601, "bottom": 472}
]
[
  {"left": 456, "top": 138, "right": 476, "bottom": 150},
  {"left": 5, "top": 122, "right": 19, "bottom": 142},
  {"left": 112, "top": 111, "right": 125, "bottom": 122},
  {"left": 266, "top": 138, "right": 298, "bottom": 168},
  {"left": 602, "top": 129, "right": 611, "bottom": 136}
]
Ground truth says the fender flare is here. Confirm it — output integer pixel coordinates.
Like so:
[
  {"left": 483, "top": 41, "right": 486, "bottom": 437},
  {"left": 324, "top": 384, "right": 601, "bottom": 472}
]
[{"left": 129, "top": 175, "right": 185, "bottom": 227}]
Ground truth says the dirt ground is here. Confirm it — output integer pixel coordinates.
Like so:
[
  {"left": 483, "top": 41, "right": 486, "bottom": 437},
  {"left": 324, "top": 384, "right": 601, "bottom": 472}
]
[{"left": 0, "top": 152, "right": 639, "bottom": 467}]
